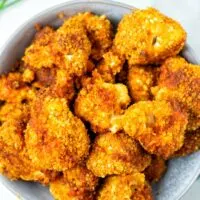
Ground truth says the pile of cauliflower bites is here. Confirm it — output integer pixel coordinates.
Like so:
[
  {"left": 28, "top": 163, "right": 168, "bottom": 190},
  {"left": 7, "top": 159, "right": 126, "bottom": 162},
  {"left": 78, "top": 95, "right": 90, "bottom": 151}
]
[{"left": 0, "top": 8, "right": 200, "bottom": 200}]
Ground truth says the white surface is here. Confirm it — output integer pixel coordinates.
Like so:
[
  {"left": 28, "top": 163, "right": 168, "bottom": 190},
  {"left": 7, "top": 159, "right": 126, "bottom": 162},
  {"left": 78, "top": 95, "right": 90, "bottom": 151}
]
[{"left": 0, "top": 0, "right": 199, "bottom": 199}]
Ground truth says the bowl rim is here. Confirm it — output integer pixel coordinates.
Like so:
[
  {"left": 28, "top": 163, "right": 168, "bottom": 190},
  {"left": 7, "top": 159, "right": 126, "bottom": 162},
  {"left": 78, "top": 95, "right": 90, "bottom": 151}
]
[{"left": 0, "top": 1, "right": 200, "bottom": 200}]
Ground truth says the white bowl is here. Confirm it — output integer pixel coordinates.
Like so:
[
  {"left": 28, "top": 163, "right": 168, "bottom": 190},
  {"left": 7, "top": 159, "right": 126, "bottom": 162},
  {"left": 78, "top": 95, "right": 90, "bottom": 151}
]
[{"left": 0, "top": 0, "right": 200, "bottom": 199}]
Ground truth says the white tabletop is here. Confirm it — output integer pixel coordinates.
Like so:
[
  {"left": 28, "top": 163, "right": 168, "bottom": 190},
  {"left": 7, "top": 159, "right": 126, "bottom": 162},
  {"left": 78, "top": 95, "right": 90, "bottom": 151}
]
[{"left": 0, "top": 0, "right": 200, "bottom": 199}]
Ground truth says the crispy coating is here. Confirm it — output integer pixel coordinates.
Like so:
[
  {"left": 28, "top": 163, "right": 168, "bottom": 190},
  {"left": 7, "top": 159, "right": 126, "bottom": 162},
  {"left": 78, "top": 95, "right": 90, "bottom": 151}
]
[
  {"left": 50, "top": 165, "right": 99, "bottom": 200},
  {"left": 0, "top": 103, "right": 57, "bottom": 184},
  {"left": 128, "top": 65, "right": 159, "bottom": 101},
  {"left": 30, "top": 67, "right": 75, "bottom": 102},
  {"left": 74, "top": 79, "right": 130, "bottom": 133},
  {"left": 118, "top": 101, "right": 188, "bottom": 159},
  {"left": 76, "top": 12, "right": 113, "bottom": 60},
  {"left": 97, "top": 51, "right": 125, "bottom": 82},
  {"left": 97, "top": 173, "right": 153, "bottom": 200},
  {"left": 144, "top": 156, "right": 167, "bottom": 182},
  {"left": 23, "top": 26, "right": 56, "bottom": 69},
  {"left": 87, "top": 132, "right": 151, "bottom": 177},
  {"left": 173, "top": 128, "right": 200, "bottom": 157},
  {"left": 23, "top": 18, "right": 92, "bottom": 78},
  {"left": 22, "top": 68, "right": 35, "bottom": 83},
  {"left": 114, "top": 8, "right": 186, "bottom": 65},
  {"left": 54, "top": 16, "right": 91, "bottom": 76},
  {"left": 25, "top": 94, "right": 90, "bottom": 171},
  {"left": 152, "top": 56, "right": 200, "bottom": 130},
  {"left": 0, "top": 72, "right": 36, "bottom": 103}
]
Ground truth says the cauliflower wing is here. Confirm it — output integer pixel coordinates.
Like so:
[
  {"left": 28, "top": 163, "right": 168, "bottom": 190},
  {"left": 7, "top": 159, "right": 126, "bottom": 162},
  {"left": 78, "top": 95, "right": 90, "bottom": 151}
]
[
  {"left": 114, "top": 8, "right": 186, "bottom": 65},
  {"left": 116, "top": 101, "right": 188, "bottom": 159},
  {"left": 23, "top": 26, "right": 56, "bottom": 69},
  {"left": 0, "top": 103, "right": 56, "bottom": 184},
  {"left": 96, "top": 50, "right": 125, "bottom": 82},
  {"left": 23, "top": 17, "right": 92, "bottom": 78},
  {"left": 50, "top": 165, "right": 98, "bottom": 200},
  {"left": 97, "top": 173, "right": 153, "bottom": 200},
  {"left": 87, "top": 132, "right": 151, "bottom": 177},
  {"left": 77, "top": 12, "right": 113, "bottom": 60},
  {"left": 25, "top": 93, "right": 90, "bottom": 171},
  {"left": 152, "top": 56, "right": 200, "bottom": 131},
  {"left": 74, "top": 79, "right": 130, "bottom": 133}
]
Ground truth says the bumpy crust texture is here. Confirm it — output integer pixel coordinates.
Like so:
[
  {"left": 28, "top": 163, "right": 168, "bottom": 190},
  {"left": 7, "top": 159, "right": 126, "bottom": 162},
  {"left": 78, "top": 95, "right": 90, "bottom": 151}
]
[
  {"left": 75, "top": 80, "right": 130, "bottom": 133},
  {"left": 114, "top": 8, "right": 186, "bottom": 65},
  {"left": 25, "top": 93, "right": 90, "bottom": 171},
  {"left": 50, "top": 165, "right": 98, "bottom": 200},
  {"left": 120, "top": 101, "right": 188, "bottom": 159},
  {"left": 87, "top": 132, "right": 151, "bottom": 177},
  {"left": 152, "top": 56, "right": 200, "bottom": 131},
  {"left": 0, "top": 103, "right": 57, "bottom": 184},
  {"left": 97, "top": 173, "right": 153, "bottom": 200}
]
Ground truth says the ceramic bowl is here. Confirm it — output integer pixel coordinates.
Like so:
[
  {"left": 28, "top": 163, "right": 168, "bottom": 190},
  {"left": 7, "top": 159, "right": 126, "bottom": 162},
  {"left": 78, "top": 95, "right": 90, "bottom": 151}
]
[{"left": 0, "top": 0, "right": 200, "bottom": 199}]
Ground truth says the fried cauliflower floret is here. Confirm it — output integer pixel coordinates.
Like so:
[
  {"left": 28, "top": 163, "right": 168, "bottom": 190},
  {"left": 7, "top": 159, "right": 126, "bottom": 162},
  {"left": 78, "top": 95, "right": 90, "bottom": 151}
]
[
  {"left": 0, "top": 103, "right": 57, "bottom": 184},
  {"left": 97, "top": 51, "right": 125, "bottom": 82},
  {"left": 114, "top": 8, "right": 186, "bottom": 65},
  {"left": 152, "top": 56, "right": 200, "bottom": 131},
  {"left": 117, "top": 101, "right": 188, "bottom": 159},
  {"left": 144, "top": 156, "right": 167, "bottom": 182},
  {"left": 173, "top": 128, "right": 200, "bottom": 157},
  {"left": 0, "top": 72, "right": 36, "bottom": 103},
  {"left": 74, "top": 80, "right": 130, "bottom": 133},
  {"left": 78, "top": 12, "right": 113, "bottom": 60},
  {"left": 97, "top": 173, "right": 153, "bottom": 200},
  {"left": 0, "top": 150, "right": 57, "bottom": 184},
  {"left": 54, "top": 16, "right": 91, "bottom": 77},
  {"left": 24, "top": 18, "right": 92, "bottom": 78},
  {"left": 50, "top": 165, "right": 99, "bottom": 200},
  {"left": 23, "top": 26, "right": 56, "bottom": 69},
  {"left": 128, "top": 65, "right": 159, "bottom": 101},
  {"left": 25, "top": 94, "right": 90, "bottom": 171},
  {"left": 87, "top": 132, "right": 151, "bottom": 177}
]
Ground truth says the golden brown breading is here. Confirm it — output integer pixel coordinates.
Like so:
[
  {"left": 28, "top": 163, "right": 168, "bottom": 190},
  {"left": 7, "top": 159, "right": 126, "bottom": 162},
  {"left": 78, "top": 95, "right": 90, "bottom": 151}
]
[
  {"left": 30, "top": 67, "right": 75, "bottom": 102},
  {"left": 173, "top": 128, "right": 200, "bottom": 157},
  {"left": 22, "top": 68, "right": 35, "bottom": 83},
  {"left": 23, "top": 18, "right": 92, "bottom": 78},
  {"left": 0, "top": 103, "right": 57, "bottom": 184},
  {"left": 116, "top": 101, "right": 188, "bottom": 159},
  {"left": 0, "top": 150, "right": 57, "bottom": 185},
  {"left": 74, "top": 79, "right": 130, "bottom": 133},
  {"left": 96, "top": 51, "right": 125, "bottom": 82},
  {"left": 54, "top": 16, "right": 91, "bottom": 77},
  {"left": 78, "top": 12, "right": 113, "bottom": 60},
  {"left": 97, "top": 173, "right": 153, "bottom": 200},
  {"left": 128, "top": 65, "right": 159, "bottom": 101},
  {"left": 50, "top": 165, "right": 99, "bottom": 200},
  {"left": 152, "top": 56, "right": 200, "bottom": 131},
  {"left": 144, "top": 156, "right": 167, "bottom": 183},
  {"left": 114, "top": 8, "right": 186, "bottom": 65},
  {"left": 25, "top": 93, "right": 90, "bottom": 171},
  {"left": 87, "top": 132, "right": 151, "bottom": 177},
  {"left": 23, "top": 26, "right": 56, "bottom": 69},
  {"left": 0, "top": 72, "right": 36, "bottom": 103}
]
